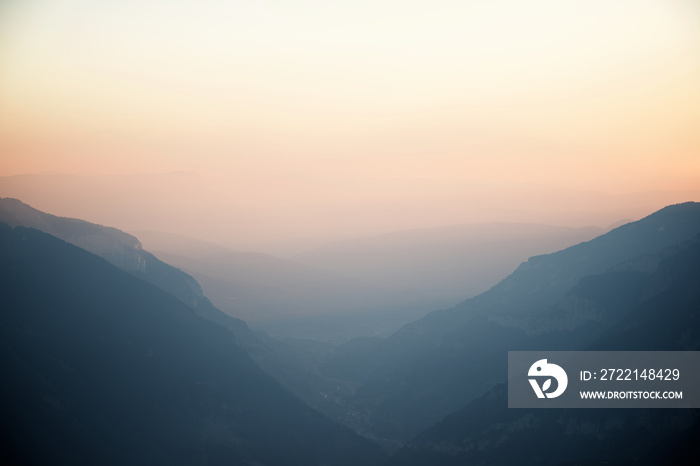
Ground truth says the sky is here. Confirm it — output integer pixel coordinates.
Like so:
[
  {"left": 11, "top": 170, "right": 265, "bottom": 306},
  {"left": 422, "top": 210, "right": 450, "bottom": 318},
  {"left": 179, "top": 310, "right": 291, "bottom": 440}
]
[{"left": 1, "top": 0, "right": 699, "bottom": 251}]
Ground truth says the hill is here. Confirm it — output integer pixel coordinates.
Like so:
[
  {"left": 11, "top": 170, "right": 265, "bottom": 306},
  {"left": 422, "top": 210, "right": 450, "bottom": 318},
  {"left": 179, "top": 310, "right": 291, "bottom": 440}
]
[
  {"left": 388, "top": 235, "right": 700, "bottom": 465},
  {"left": 319, "top": 202, "right": 700, "bottom": 446},
  {"left": 0, "top": 223, "right": 386, "bottom": 465}
]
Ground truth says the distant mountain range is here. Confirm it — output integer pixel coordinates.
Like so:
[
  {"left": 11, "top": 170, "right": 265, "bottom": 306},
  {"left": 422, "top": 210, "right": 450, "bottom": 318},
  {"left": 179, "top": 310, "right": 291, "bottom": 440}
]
[
  {"left": 134, "top": 222, "right": 606, "bottom": 342},
  {"left": 135, "top": 229, "right": 434, "bottom": 341},
  {"left": 293, "top": 222, "right": 606, "bottom": 305}
]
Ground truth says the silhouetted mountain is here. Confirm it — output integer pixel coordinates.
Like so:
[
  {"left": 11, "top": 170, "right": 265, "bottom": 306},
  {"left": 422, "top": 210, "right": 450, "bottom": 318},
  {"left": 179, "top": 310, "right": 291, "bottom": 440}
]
[
  {"left": 0, "top": 198, "right": 262, "bottom": 359},
  {"left": 320, "top": 202, "right": 700, "bottom": 446},
  {"left": 0, "top": 197, "right": 203, "bottom": 305},
  {"left": 0, "top": 199, "right": 282, "bottom": 352},
  {"left": 0, "top": 198, "right": 364, "bottom": 435},
  {"left": 388, "top": 236, "right": 700, "bottom": 465},
  {"left": 0, "top": 197, "right": 147, "bottom": 271},
  {"left": 0, "top": 223, "right": 386, "bottom": 465},
  {"left": 0, "top": 198, "right": 395, "bottom": 446}
]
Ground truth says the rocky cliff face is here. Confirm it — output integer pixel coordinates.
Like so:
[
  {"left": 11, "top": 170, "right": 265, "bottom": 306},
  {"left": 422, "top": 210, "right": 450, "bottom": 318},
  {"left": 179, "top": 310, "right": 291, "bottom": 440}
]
[
  {"left": 0, "top": 197, "right": 211, "bottom": 315},
  {"left": 0, "top": 197, "right": 147, "bottom": 272},
  {"left": 70, "top": 232, "right": 147, "bottom": 272}
]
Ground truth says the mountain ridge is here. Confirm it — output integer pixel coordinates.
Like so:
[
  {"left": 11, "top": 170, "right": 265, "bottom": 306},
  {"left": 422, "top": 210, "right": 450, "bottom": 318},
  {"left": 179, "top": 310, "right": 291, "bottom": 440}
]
[
  {"left": 0, "top": 222, "right": 387, "bottom": 465},
  {"left": 319, "top": 202, "right": 700, "bottom": 445},
  {"left": 388, "top": 235, "right": 700, "bottom": 465}
]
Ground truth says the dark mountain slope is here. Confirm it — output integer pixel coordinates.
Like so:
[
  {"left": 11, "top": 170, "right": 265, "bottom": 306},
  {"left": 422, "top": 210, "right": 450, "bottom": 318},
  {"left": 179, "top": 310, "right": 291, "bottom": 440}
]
[
  {"left": 391, "top": 202, "right": 700, "bottom": 344},
  {"left": 0, "top": 224, "right": 385, "bottom": 466},
  {"left": 0, "top": 198, "right": 340, "bottom": 421},
  {"left": 0, "top": 197, "right": 223, "bottom": 313},
  {"left": 320, "top": 202, "right": 700, "bottom": 445},
  {"left": 388, "top": 236, "right": 700, "bottom": 466}
]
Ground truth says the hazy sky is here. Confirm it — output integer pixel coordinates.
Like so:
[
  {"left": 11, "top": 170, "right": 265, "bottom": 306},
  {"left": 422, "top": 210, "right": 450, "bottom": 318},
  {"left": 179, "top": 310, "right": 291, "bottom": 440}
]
[{"left": 1, "top": 0, "right": 699, "bottom": 250}]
